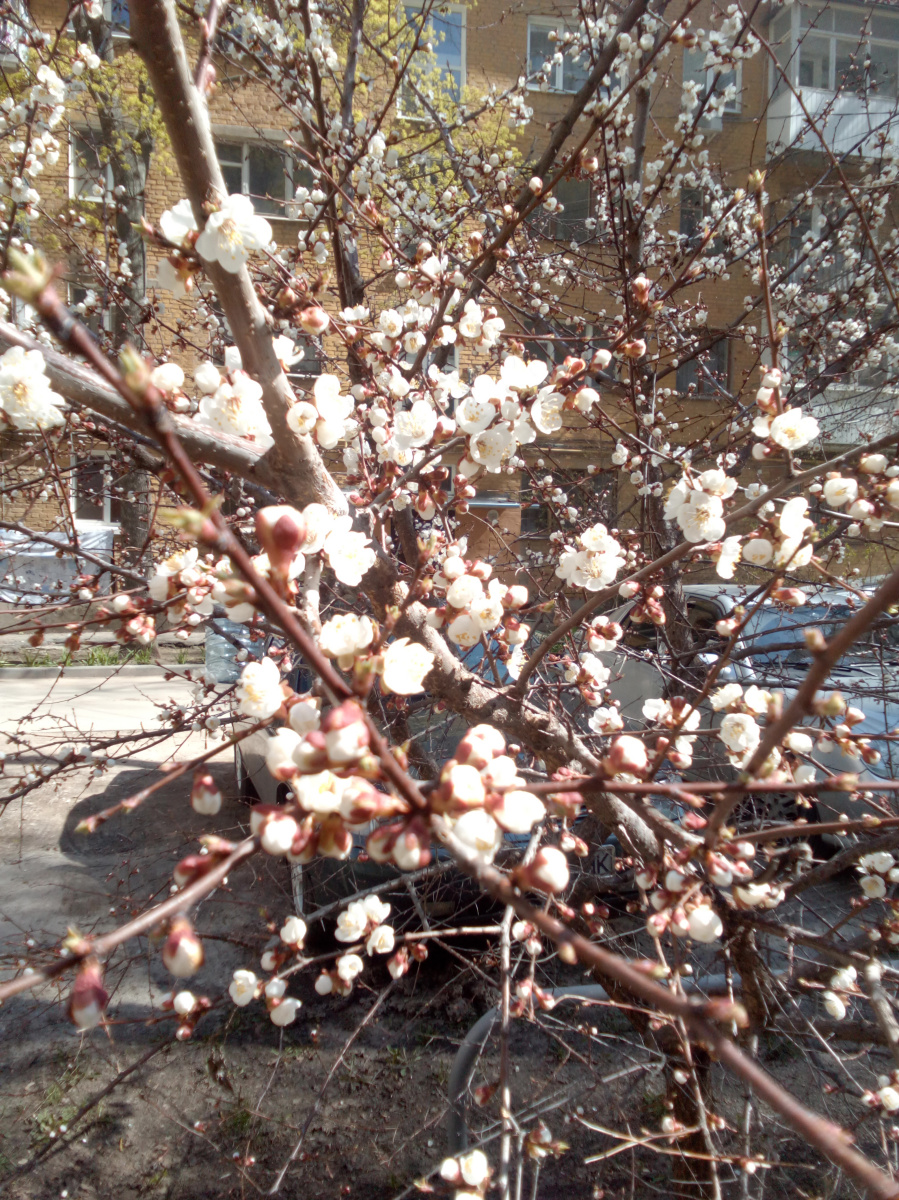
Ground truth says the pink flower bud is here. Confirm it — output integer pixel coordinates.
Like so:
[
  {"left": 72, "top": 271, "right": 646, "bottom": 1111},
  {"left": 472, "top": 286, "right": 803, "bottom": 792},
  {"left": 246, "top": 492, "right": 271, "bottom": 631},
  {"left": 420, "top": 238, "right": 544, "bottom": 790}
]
[
  {"left": 68, "top": 957, "right": 108, "bottom": 1030},
  {"left": 297, "top": 306, "right": 330, "bottom": 335},
  {"left": 321, "top": 700, "right": 370, "bottom": 765},
  {"left": 771, "top": 587, "right": 806, "bottom": 608},
  {"left": 455, "top": 724, "right": 506, "bottom": 768},
  {"left": 504, "top": 584, "right": 529, "bottom": 610},
  {"left": 259, "top": 812, "right": 301, "bottom": 857},
  {"left": 604, "top": 734, "right": 649, "bottom": 776},
  {"left": 255, "top": 505, "right": 307, "bottom": 575},
  {"left": 631, "top": 275, "right": 651, "bottom": 304},
  {"left": 249, "top": 803, "right": 282, "bottom": 836},
  {"left": 340, "top": 779, "right": 410, "bottom": 825},
  {"left": 391, "top": 816, "right": 432, "bottom": 870},
  {"left": 437, "top": 761, "right": 486, "bottom": 814},
  {"left": 621, "top": 339, "right": 646, "bottom": 359},
  {"left": 387, "top": 948, "right": 411, "bottom": 979},
  {"left": 162, "top": 916, "right": 204, "bottom": 978},
  {"left": 292, "top": 729, "right": 329, "bottom": 774},
  {"left": 516, "top": 846, "right": 570, "bottom": 894},
  {"left": 528, "top": 175, "right": 543, "bottom": 194},
  {"left": 317, "top": 814, "right": 353, "bottom": 859},
  {"left": 366, "top": 821, "right": 401, "bottom": 863},
  {"left": 173, "top": 852, "right": 216, "bottom": 888},
  {"left": 190, "top": 769, "right": 222, "bottom": 816},
  {"left": 287, "top": 815, "right": 318, "bottom": 864}
]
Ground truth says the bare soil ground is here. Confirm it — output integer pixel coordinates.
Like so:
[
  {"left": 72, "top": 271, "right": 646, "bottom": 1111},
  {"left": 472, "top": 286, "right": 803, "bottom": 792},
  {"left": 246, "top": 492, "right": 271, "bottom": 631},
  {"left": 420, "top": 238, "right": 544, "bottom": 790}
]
[{"left": 0, "top": 746, "right": 892, "bottom": 1199}]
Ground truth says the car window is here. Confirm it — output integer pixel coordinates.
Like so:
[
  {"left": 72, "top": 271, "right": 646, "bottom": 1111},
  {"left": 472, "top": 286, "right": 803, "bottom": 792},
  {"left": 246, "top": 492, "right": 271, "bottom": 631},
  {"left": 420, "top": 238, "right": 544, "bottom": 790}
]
[{"left": 744, "top": 602, "right": 899, "bottom": 667}]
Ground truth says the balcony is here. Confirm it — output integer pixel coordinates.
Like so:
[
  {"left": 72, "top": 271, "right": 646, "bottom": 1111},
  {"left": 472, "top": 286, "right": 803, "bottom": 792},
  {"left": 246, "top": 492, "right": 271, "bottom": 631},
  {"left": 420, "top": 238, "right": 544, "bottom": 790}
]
[
  {"left": 766, "top": 2, "right": 899, "bottom": 160},
  {"left": 767, "top": 86, "right": 898, "bottom": 158}
]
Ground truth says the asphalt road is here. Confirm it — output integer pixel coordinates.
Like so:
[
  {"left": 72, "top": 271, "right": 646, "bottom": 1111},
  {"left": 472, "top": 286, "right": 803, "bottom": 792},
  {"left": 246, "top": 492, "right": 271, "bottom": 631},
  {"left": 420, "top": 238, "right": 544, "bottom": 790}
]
[{"left": 0, "top": 665, "right": 200, "bottom": 736}]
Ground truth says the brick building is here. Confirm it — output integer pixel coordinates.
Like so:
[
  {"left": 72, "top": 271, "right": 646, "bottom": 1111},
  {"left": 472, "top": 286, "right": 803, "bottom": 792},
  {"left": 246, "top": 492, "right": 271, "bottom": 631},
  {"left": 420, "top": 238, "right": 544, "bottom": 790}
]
[{"left": 1, "top": 0, "right": 897, "bottom": 579}]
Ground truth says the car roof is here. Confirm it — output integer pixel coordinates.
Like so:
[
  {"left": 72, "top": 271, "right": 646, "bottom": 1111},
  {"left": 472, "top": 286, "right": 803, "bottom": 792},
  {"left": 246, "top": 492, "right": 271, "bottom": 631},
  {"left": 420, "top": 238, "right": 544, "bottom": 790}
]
[{"left": 682, "top": 582, "right": 872, "bottom": 612}]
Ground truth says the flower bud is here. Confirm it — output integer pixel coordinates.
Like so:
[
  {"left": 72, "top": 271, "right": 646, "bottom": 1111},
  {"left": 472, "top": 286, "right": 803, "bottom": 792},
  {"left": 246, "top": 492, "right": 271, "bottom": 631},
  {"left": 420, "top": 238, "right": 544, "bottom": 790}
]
[
  {"left": 391, "top": 816, "right": 432, "bottom": 870},
  {"left": 280, "top": 915, "right": 307, "bottom": 945},
  {"left": 68, "top": 957, "right": 108, "bottom": 1030},
  {"left": 297, "top": 306, "right": 330, "bottom": 335},
  {"left": 255, "top": 505, "right": 307, "bottom": 575},
  {"left": 317, "top": 813, "right": 353, "bottom": 859},
  {"left": 455, "top": 725, "right": 506, "bottom": 768},
  {"left": 321, "top": 700, "right": 370, "bottom": 765},
  {"left": 631, "top": 275, "right": 651, "bottom": 304},
  {"left": 604, "top": 734, "right": 648, "bottom": 776},
  {"left": 516, "top": 846, "right": 570, "bottom": 894},
  {"left": 259, "top": 811, "right": 301, "bottom": 857},
  {"left": 436, "top": 761, "right": 487, "bottom": 814},
  {"left": 162, "top": 915, "right": 204, "bottom": 978},
  {"left": 190, "top": 769, "right": 222, "bottom": 816}
]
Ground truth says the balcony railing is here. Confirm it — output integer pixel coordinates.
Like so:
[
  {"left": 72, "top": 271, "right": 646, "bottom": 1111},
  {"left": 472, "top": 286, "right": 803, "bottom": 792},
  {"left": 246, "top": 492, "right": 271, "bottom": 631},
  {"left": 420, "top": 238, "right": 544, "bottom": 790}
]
[
  {"left": 767, "top": 2, "right": 899, "bottom": 159},
  {"left": 767, "top": 86, "right": 898, "bottom": 159}
]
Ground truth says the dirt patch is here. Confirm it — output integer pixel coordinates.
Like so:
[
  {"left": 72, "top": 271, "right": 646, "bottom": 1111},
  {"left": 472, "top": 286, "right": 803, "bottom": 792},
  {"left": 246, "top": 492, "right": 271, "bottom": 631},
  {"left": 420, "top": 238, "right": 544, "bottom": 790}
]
[{"left": 0, "top": 756, "right": 894, "bottom": 1198}]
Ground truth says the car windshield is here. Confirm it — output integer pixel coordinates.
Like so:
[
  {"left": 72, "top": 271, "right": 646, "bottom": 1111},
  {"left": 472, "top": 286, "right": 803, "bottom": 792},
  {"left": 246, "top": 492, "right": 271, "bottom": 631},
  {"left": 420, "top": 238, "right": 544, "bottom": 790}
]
[{"left": 744, "top": 602, "right": 899, "bottom": 668}]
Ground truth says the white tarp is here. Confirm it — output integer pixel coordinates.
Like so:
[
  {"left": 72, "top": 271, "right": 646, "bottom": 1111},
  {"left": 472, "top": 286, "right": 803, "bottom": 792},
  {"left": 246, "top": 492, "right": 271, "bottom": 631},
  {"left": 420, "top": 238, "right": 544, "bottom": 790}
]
[{"left": 0, "top": 521, "right": 118, "bottom": 605}]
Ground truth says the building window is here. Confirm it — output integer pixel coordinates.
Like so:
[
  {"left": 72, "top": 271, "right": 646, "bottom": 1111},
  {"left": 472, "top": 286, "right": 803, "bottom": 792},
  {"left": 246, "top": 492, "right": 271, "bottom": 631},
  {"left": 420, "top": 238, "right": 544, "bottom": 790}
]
[
  {"left": 72, "top": 455, "right": 121, "bottom": 524},
  {"left": 69, "top": 131, "right": 112, "bottom": 203},
  {"left": 772, "top": 5, "right": 899, "bottom": 99},
  {"left": 676, "top": 336, "right": 730, "bottom": 395},
  {"left": 214, "top": 140, "right": 309, "bottom": 217},
  {"left": 69, "top": 283, "right": 113, "bottom": 341},
  {"left": 287, "top": 334, "right": 324, "bottom": 378},
  {"left": 679, "top": 187, "right": 704, "bottom": 243},
  {"left": 683, "top": 47, "right": 742, "bottom": 125},
  {"left": 0, "top": 0, "right": 28, "bottom": 61},
  {"left": 527, "top": 18, "right": 590, "bottom": 93},
  {"left": 401, "top": 3, "right": 466, "bottom": 113},
  {"left": 521, "top": 469, "right": 618, "bottom": 539},
  {"left": 528, "top": 176, "right": 592, "bottom": 243}
]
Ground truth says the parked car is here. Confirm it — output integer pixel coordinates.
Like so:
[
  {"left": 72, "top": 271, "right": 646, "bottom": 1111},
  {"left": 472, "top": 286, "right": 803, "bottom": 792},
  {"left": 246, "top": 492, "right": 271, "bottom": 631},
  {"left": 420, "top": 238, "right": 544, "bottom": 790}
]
[
  {"left": 206, "top": 619, "right": 613, "bottom": 915},
  {"left": 595, "top": 584, "right": 899, "bottom": 831}
]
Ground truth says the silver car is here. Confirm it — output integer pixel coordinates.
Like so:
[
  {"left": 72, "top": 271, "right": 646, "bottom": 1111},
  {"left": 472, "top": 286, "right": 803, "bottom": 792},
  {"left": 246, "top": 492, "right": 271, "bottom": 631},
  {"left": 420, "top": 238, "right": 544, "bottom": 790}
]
[{"left": 596, "top": 583, "right": 899, "bottom": 829}]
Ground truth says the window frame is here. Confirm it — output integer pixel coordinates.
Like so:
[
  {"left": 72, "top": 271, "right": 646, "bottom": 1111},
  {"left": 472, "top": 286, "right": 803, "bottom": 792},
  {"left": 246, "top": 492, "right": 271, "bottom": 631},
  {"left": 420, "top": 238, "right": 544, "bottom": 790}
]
[
  {"left": 675, "top": 334, "right": 731, "bottom": 396},
  {"left": 70, "top": 450, "right": 121, "bottom": 526},
  {"left": 770, "top": 2, "right": 899, "bottom": 101},
  {"left": 212, "top": 135, "right": 307, "bottom": 220},
  {"left": 527, "top": 175, "right": 593, "bottom": 244},
  {"left": 0, "top": 0, "right": 28, "bottom": 63},
  {"left": 399, "top": 2, "right": 467, "bottom": 118},
  {"left": 526, "top": 17, "right": 590, "bottom": 94},
  {"left": 69, "top": 130, "right": 113, "bottom": 204}
]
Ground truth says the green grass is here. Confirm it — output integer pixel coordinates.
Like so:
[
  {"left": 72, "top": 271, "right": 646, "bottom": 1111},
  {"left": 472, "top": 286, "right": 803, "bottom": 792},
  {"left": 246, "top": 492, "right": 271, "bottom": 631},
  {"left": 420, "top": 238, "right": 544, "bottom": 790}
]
[{"left": 8, "top": 645, "right": 156, "bottom": 668}]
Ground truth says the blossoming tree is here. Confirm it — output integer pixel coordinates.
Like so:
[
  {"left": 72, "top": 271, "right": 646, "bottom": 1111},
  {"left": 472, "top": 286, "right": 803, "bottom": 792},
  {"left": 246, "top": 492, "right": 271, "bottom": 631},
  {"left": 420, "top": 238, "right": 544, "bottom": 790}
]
[{"left": 4, "top": 0, "right": 899, "bottom": 1194}]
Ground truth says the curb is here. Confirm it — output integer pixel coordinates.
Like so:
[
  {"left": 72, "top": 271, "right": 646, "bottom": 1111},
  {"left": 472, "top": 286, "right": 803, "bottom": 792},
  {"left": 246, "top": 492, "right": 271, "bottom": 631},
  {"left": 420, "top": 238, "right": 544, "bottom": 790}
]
[{"left": 0, "top": 665, "right": 198, "bottom": 681}]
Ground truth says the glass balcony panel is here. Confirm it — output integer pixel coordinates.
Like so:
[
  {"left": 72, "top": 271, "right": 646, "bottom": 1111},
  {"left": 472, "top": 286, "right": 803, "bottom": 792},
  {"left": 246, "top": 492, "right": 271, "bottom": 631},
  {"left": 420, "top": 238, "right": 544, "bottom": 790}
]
[
  {"left": 801, "top": 4, "right": 831, "bottom": 31},
  {"left": 868, "top": 42, "right": 898, "bottom": 98},
  {"left": 799, "top": 33, "right": 831, "bottom": 88}
]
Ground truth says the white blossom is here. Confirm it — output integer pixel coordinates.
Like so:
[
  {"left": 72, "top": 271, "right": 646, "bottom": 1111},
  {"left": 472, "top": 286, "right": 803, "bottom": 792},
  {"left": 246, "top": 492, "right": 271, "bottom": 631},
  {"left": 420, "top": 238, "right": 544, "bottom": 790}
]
[
  {"left": 236, "top": 657, "right": 283, "bottom": 719},
  {"left": 195, "top": 194, "right": 273, "bottom": 272},
  {"left": 229, "top": 969, "right": 258, "bottom": 1006},
  {"left": 768, "top": 408, "right": 819, "bottom": 450},
  {"left": 381, "top": 638, "right": 435, "bottom": 694},
  {"left": 720, "top": 713, "right": 760, "bottom": 754},
  {"left": 0, "top": 346, "right": 67, "bottom": 430}
]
